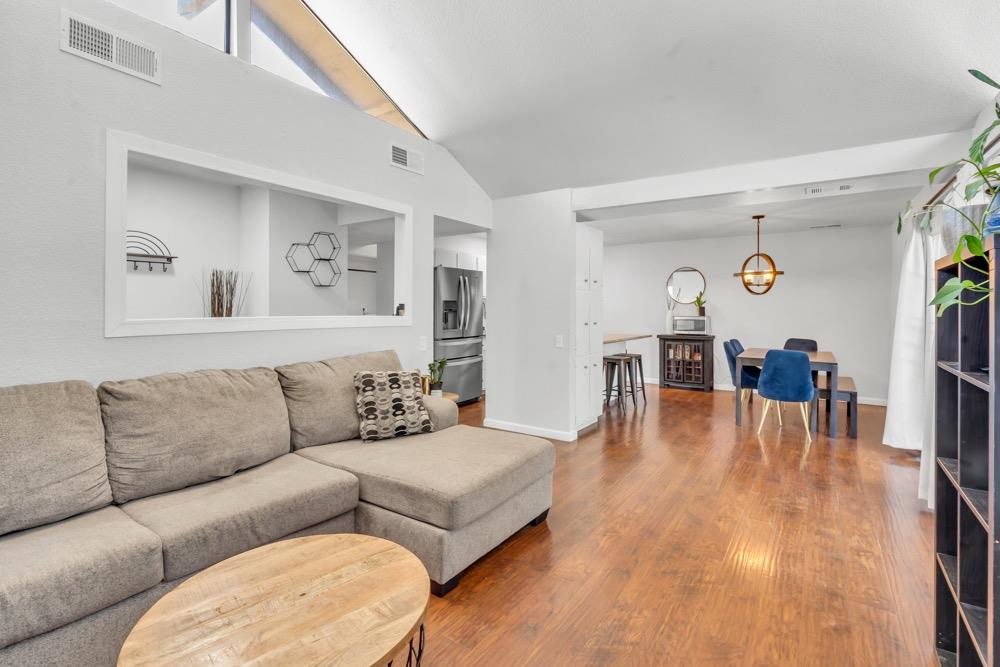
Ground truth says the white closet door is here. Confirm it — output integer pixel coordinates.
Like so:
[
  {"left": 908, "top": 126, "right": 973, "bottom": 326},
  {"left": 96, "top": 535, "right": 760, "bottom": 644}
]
[
  {"left": 576, "top": 357, "right": 591, "bottom": 428},
  {"left": 589, "top": 353, "right": 604, "bottom": 418},
  {"left": 575, "top": 227, "right": 590, "bottom": 290},
  {"left": 588, "top": 228, "right": 603, "bottom": 292},
  {"left": 588, "top": 292, "right": 603, "bottom": 354},
  {"left": 575, "top": 291, "right": 590, "bottom": 355}
]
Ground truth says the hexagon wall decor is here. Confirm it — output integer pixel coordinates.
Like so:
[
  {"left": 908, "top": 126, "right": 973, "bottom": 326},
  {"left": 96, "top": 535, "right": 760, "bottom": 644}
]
[
  {"left": 308, "top": 259, "right": 342, "bottom": 287},
  {"left": 286, "top": 233, "right": 343, "bottom": 287},
  {"left": 308, "top": 231, "right": 341, "bottom": 261},
  {"left": 286, "top": 242, "right": 318, "bottom": 273}
]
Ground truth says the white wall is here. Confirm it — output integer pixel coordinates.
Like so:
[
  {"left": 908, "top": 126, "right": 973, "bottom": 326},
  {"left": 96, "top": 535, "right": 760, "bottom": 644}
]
[
  {"left": 125, "top": 163, "right": 244, "bottom": 319},
  {"left": 267, "top": 190, "right": 350, "bottom": 316},
  {"left": 375, "top": 242, "right": 396, "bottom": 315},
  {"left": 346, "top": 255, "right": 378, "bottom": 316},
  {"left": 0, "top": 1, "right": 489, "bottom": 386},
  {"left": 486, "top": 190, "right": 576, "bottom": 439},
  {"left": 603, "top": 225, "right": 894, "bottom": 403}
]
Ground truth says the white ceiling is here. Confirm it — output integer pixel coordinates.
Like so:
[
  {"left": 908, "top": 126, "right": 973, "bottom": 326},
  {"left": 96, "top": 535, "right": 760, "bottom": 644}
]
[
  {"left": 589, "top": 186, "right": 921, "bottom": 245},
  {"left": 311, "top": 0, "right": 1000, "bottom": 198}
]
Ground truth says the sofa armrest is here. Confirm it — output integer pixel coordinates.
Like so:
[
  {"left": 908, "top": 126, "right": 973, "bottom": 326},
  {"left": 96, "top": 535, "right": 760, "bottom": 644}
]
[{"left": 423, "top": 395, "right": 458, "bottom": 430}]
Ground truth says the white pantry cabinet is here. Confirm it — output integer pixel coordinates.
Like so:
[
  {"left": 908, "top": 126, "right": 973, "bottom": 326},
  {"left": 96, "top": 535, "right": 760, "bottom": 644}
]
[{"left": 574, "top": 225, "right": 604, "bottom": 429}]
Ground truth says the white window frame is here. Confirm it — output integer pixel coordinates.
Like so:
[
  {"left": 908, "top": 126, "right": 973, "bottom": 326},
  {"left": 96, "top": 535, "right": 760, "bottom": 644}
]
[{"left": 105, "top": 129, "right": 413, "bottom": 337}]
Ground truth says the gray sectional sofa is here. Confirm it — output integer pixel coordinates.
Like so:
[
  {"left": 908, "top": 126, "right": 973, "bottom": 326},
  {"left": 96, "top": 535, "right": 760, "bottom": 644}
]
[{"left": 0, "top": 350, "right": 555, "bottom": 667}]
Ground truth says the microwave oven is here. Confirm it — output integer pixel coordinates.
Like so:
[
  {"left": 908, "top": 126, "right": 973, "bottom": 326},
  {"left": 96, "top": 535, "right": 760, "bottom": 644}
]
[{"left": 671, "top": 315, "right": 711, "bottom": 335}]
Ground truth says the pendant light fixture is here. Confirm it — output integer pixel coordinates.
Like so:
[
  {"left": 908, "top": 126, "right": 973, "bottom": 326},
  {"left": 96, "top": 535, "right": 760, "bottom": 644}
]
[{"left": 734, "top": 215, "right": 784, "bottom": 295}]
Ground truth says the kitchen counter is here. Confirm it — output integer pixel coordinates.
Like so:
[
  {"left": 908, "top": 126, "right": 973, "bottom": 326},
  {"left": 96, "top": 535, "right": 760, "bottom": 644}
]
[{"left": 603, "top": 333, "right": 652, "bottom": 345}]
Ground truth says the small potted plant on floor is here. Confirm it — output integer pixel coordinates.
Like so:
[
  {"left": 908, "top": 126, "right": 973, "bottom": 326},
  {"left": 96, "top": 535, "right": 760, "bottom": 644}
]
[
  {"left": 428, "top": 358, "right": 447, "bottom": 397},
  {"left": 694, "top": 291, "right": 707, "bottom": 316}
]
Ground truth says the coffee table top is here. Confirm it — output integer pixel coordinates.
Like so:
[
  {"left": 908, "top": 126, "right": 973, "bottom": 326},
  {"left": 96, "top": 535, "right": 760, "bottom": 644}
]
[{"left": 118, "top": 534, "right": 429, "bottom": 667}]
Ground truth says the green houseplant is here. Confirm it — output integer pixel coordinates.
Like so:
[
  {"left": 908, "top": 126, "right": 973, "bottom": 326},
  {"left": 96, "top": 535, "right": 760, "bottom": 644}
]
[
  {"left": 694, "top": 291, "right": 707, "bottom": 316},
  {"left": 427, "top": 358, "right": 447, "bottom": 391},
  {"left": 900, "top": 69, "right": 1000, "bottom": 315}
]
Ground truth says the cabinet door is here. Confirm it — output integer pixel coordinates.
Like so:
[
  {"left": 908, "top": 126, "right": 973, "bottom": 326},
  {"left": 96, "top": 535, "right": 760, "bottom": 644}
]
[
  {"left": 575, "top": 291, "right": 590, "bottom": 354},
  {"left": 588, "top": 292, "right": 603, "bottom": 354},
  {"left": 576, "top": 357, "right": 591, "bottom": 428},
  {"left": 589, "top": 353, "right": 604, "bottom": 418},
  {"left": 457, "top": 252, "right": 477, "bottom": 270},
  {"left": 434, "top": 248, "right": 457, "bottom": 268},
  {"left": 575, "top": 227, "right": 590, "bottom": 290},
  {"left": 476, "top": 255, "right": 487, "bottom": 297},
  {"left": 588, "top": 227, "right": 603, "bottom": 292}
]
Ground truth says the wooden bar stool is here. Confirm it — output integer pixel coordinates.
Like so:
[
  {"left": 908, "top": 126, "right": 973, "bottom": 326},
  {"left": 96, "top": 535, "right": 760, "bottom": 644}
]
[
  {"left": 603, "top": 356, "right": 627, "bottom": 413},
  {"left": 610, "top": 353, "right": 646, "bottom": 407}
]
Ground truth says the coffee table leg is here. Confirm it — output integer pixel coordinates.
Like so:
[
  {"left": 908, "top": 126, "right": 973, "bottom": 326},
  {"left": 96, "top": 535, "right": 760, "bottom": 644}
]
[
  {"left": 389, "top": 624, "right": 425, "bottom": 667},
  {"left": 407, "top": 624, "right": 425, "bottom": 667}
]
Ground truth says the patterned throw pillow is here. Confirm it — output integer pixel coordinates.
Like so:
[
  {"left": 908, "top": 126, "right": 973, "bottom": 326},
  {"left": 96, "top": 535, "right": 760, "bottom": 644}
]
[{"left": 354, "top": 370, "right": 434, "bottom": 442}]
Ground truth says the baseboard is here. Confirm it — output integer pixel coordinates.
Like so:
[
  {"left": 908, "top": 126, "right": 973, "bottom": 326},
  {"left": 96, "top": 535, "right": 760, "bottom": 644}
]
[{"left": 482, "top": 418, "right": 578, "bottom": 442}]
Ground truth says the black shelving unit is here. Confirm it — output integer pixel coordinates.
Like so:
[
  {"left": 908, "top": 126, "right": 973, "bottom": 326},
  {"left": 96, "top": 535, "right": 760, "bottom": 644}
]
[
  {"left": 658, "top": 334, "right": 715, "bottom": 392},
  {"left": 934, "top": 234, "right": 997, "bottom": 666}
]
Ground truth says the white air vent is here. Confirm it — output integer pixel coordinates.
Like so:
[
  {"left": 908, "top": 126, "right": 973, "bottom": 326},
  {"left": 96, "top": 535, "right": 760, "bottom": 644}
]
[
  {"left": 60, "top": 11, "right": 161, "bottom": 85},
  {"left": 390, "top": 145, "right": 424, "bottom": 175},
  {"left": 803, "top": 184, "right": 853, "bottom": 196}
]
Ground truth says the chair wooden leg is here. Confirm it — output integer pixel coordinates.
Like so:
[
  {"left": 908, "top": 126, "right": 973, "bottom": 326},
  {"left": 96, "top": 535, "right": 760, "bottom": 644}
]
[
  {"left": 798, "top": 402, "right": 812, "bottom": 442},
  {"left": 757, "top": 399, "right": 772, "bottom": 434},
  {"left": 776, "top": 402, "right": 783, "bottom": 427}
]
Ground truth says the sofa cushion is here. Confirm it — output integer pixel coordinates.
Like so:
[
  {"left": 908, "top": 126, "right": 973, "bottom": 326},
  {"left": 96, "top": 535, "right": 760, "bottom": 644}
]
[
  {"left": 0, "top": 506, "right": 163, "bottom": 648},
  {"left": 121, "top": 454, "right": 359, "bottom": 580},
  {"left": 296, "top": 425, "right": 554, "bottom": 530},
  {"left": 99, "top": 367, "right": 291, "bottom": 503},
  {"left": 355, "top": 370, "right": 434, "bottom": 442},
  {"left": 275, "top": 350, "right": 403, "bottom": 449},
  {"left": 0, "top": 380, "right": 113, "bottom": 537}
]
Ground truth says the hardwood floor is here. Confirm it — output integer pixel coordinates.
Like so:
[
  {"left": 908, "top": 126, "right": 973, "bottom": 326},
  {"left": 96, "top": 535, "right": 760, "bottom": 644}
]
[{"left": 423, "top": 388, "right": 933, "bottom": 666}]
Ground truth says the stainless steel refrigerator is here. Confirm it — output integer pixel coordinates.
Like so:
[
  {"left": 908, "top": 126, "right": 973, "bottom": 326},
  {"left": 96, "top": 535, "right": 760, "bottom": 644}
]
[{"left": 434, "top": 266, "right": 484, "bottom": 403}]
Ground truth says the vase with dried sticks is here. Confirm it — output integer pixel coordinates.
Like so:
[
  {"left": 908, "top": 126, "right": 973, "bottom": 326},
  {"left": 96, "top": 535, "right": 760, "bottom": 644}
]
[{"left": 196, "top": 269, "right": 252, "bottom": 317}]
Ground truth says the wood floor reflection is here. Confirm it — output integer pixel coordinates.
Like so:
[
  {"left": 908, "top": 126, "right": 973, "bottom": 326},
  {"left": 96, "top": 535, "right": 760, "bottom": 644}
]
[{"left": 424, "top": 388, "right": 932, "bottom": 666}]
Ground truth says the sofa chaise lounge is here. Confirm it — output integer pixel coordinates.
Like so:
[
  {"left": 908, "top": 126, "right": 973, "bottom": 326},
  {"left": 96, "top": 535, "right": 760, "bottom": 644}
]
[{"left": 0, "top": 350, "right": 555, "bottom": 667}]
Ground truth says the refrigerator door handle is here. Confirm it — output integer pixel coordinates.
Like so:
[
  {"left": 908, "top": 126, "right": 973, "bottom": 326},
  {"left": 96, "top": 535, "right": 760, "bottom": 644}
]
[
  {"left": 456, "top": 274, "right": 465, "bottom": 335},
  {"left": 447, "top": 355, "right": 483, "bottom": 367},
  {"left": 461, "top": 276, "right": 469, "bottom": 333}
]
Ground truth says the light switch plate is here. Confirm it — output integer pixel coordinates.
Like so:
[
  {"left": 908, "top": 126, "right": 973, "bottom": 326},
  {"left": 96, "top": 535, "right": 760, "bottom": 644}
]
[
  {"left": 554, "top": 335, "right": 565, "bottom": 348},
  {"left": 417, "top": 336, "right": 428, "bottom": 351}
]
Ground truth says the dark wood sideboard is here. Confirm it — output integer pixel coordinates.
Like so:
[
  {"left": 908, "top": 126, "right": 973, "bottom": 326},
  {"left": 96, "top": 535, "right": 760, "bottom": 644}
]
[{"left": 658, "top": 334, "right": 715, "bottom": 392}]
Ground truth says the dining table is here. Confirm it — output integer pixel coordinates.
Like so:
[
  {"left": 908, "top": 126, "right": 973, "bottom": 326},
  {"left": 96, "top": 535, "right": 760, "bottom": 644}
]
[{"left": 735, "top": 347, "right": 840, "bottom": 437}]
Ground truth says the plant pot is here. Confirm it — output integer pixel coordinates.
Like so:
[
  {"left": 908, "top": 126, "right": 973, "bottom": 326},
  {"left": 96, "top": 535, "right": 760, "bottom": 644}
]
[{"left": 697, "top": 306, "right": 706, "bottom": 316}]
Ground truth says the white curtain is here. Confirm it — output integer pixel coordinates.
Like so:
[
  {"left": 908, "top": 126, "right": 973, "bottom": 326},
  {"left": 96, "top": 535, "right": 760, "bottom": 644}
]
[{"left": 882, "top": 226, "right": 945, "bottom": 508}]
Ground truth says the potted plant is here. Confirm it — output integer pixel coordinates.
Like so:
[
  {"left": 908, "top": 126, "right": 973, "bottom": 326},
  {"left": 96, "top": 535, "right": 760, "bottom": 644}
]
[
  {"left": 899, "top": 69, "right": 1000, "bottom": 315},
  {"left": 427, "top": 358, "right": 447, "bottom": 396},
  {"left": 694, "top": 291, "right": 707, "bottom": 316}
]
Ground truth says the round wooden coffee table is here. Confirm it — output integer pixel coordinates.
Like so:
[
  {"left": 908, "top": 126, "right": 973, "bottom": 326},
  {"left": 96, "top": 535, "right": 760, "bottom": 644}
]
[{"left": 118, "top": 534, "right": 429, "bottom": 666}]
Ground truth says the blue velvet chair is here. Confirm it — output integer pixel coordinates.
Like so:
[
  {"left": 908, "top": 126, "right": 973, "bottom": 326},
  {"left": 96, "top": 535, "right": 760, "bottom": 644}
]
[
  {"left": 723, "top": 339, "right": 760, "bottom": 404},
  {"left": 757, "top": 349, "right": 816, "bottom": 440}
]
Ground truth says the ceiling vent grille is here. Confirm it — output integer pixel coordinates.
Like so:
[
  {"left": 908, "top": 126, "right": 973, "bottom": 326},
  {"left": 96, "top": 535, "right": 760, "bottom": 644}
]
[
  {"left": 390, "top": 145, "right": 424, "bottom": 175},
  {"left": 60, "top": 11, "right": 161, "bottom": 84},
  {"left": 803, "top": 184, "right": 853, "bottom": 196}
]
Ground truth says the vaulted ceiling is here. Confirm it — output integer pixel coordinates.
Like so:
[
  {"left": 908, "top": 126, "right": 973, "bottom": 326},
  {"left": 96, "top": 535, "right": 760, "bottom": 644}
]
[{"left": 310, "top": 0, "right": 1000, "bottom": 198}]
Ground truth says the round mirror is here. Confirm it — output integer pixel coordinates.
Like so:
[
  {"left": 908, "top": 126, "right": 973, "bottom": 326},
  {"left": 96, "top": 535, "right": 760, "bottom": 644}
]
[{"left": 666, "top": 267, "right": 706, "bottom": 304}]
